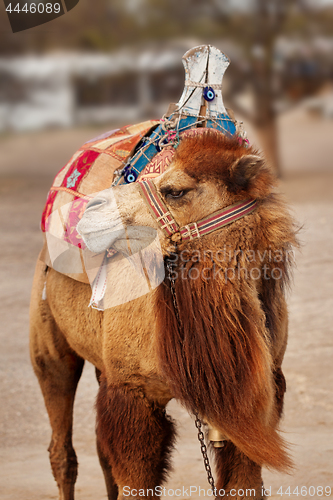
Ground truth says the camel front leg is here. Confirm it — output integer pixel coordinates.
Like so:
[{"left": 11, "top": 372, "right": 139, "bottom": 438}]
[
  {"left": 214, "top": 442, "right": 264, "bottom": 500},
  {"left": 213, "top": 367, "right": 287, "bottom": 500},
  {"left": 96, "top": 377, "right": 176, "bottom": 499}
]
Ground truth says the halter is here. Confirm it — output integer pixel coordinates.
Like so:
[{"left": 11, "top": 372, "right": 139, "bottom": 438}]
[{"left": 138, "top": 178, "right": 257, "bottom": 242}]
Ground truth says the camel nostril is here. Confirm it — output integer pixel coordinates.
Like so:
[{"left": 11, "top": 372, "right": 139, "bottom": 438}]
[{"left": 85, "top": 197, "right": 107, "bottom": 211}]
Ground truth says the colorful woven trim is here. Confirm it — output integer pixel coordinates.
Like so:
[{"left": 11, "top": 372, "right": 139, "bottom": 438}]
[
  {"left": 138, "top": 179, "right": 179, "bottom": 237},
  {"left": 120, "top": 125, "right": 237, "bottom": 186},
  {"left": 180, "top": 199, "right": 257, "bottom": 241}
]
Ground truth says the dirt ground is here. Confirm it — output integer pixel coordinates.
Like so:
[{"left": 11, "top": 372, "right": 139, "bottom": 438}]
[{"left": 0, "top": 110, "right": 333, "bottom": 500}]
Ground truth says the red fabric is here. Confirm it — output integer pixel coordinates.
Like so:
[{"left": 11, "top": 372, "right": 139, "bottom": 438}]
[
  {"left": 63, "top": 197, "right": 89, "bottom": 249},
  {"left": 41, "top": 122, "right": 157, "bottom": 237},
  {"left": 63, "top": 150, "right": 100, "bottom": 190},
  {"left": 41, "top": 150, "right": 100, "bottom": 234},
  {"left": 41, "top": 189, "right": 57, "bottom": 232}
]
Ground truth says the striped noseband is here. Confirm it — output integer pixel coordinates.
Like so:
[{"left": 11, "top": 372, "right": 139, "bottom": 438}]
[{"left": 138, "top": 179, "right": 257, "bottom": 242}]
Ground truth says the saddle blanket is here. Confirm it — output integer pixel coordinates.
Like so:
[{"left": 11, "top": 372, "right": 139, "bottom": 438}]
[{"left": 40, "top": 120, "right": 177, "bottom": 284}]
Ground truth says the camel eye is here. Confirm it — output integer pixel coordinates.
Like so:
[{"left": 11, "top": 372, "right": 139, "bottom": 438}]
[
  {"left": 167, "top": 190, "right": 184, "bottom": 199},
  {"left": 160, "top": 185, "right": 191, "bottom": 200}
]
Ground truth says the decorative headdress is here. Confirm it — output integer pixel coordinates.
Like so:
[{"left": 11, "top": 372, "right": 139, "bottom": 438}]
[{"left": 113, "top": 45, "right": 248, "bottom": 186}]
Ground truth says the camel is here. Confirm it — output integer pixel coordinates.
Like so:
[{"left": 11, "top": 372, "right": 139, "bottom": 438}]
[{"left": 30, "top": 130, "right": 297, "bottom": 500}]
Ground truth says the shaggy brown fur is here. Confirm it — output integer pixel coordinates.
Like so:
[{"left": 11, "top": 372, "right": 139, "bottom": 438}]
[
  {"left": 174, "top": 132, "right": 276, "bottom": 200},
  {"left": 96, "top": 377, "right": 176, "bottom": 490},
  {"left": 156, "top": 131, "right": 297, "bottom": 472},
  {"left": 214, "top": 441, "right": 263, "bottom": 497},
  {"left": 274, "top": 367, "right": 287, "bottom": 418}
]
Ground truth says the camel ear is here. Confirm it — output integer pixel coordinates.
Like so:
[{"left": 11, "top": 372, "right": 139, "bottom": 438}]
[{"left": 227, "top": 154, "right": 273, "bottom": 197}]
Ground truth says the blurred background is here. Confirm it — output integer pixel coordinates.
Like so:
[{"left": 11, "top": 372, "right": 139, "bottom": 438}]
[
  {"left": 0, "top": 1, "right": 333, "bottom": 499},
  {"left": 1, "top": 0, "right": 333, "bottom": 174}
]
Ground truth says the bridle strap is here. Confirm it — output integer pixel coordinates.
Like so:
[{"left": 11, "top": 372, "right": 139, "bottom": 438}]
[
  {"left": 180, "top": 199, "right": 257, "bottom": 241},
  {"left": 138, "top": 179, "right": 179, "bottom": 237},
  {"left": 138, "top": 179, "right": 257, "bottom": 241}
]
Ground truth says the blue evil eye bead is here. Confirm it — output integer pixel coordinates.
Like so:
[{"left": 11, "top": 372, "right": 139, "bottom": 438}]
[
  {"left": 124, "top": 169, "right": 137, "bottom": 183},
  {"left": 203, "top": 86, "right": 215, "bottom": 102}
]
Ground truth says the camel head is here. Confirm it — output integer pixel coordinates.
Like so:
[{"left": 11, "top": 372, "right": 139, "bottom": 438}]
[{"left": 77, "top": 131, "right": 275, "bottom": 256}]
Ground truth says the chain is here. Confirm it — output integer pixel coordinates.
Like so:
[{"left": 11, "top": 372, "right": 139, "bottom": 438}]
[
  {"left": 166, "top": 259, "right": 181, "bottom": 326},
  {"left": 166, "top": 257, "right": 217, "bottom": 498},
  {"left": 194, "top": 413, "right": 217, "bottom": 497}
]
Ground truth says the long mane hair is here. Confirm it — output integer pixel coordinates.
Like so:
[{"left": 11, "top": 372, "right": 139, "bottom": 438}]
[{"left": 156, "top": 132, "right": 298, "bottom": 471}]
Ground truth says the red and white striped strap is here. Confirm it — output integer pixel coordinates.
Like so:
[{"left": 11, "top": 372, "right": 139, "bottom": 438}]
[
  {"left": 138, "top": 179, "right": 257, "bottom": 242},
  {"left": 180, "top": 199, "right": 257, "bottom": 241},
  {"left": 138, "top": 179, "right": 179, "bottom": 237}
]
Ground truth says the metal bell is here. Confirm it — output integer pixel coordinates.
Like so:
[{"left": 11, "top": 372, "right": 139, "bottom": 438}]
[{"left": 207, "top": 424, "right": 226, "bottom": 448}]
